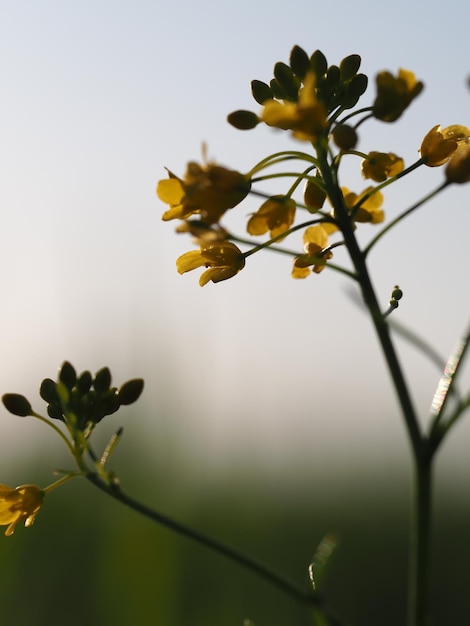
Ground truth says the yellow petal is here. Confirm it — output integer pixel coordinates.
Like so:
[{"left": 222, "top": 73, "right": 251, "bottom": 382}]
[
  {"left": 157, "top": 178, "right": 185, "bottom": 204},
  {"left": 176, "top": 250, "right": 205, "bottom": 274}
]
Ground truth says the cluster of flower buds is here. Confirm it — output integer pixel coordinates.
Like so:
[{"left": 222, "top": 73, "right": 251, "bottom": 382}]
[
  {"left": 228, "top": 46, "right": 369, "bottom": 135},
  {"left": 3, "top": 361, "right": 144, "bottom": 432}
]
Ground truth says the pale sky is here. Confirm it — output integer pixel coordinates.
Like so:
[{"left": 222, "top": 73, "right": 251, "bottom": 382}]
[{"left": 1, "top": 0, "right": 470, "bottom": 486}]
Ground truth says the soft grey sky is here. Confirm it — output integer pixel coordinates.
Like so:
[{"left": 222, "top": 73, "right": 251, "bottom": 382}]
[{"left": 1, "top": 0, "right": 470, "bottom": 485}]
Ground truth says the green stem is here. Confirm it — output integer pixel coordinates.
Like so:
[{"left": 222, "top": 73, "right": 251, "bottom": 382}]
[
  {"left": 316, "top": 141, "right": 429, "bottom": 624},
  {"left": 363, "top": 181, "right": 448, "bottom": 257},
  {"left": 85, "top": 473, "right": 319, "bottom": 607},
  {"left": 408, "top": 454, "right": 432, "bottom": 626}
]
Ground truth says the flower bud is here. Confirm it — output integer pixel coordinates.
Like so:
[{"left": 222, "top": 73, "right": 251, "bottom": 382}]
[
  {"left": 303, "top": 178, "right": 326, "bottom": 211},
  {"left": 332, "top": 124, "right": 358, "bottom": 150},
  {"left": 119, "top": 379, "right": 145, "bottom": 405},
  {"left": 227, "top": 110, "right": 259, "bottom": 130},
  {"left": 445, "top": 143, "right": 470, "bottom": 183},
  {"left": 251, "top": 80, "right": 273, "bottom": 105},
  {"left": 2, "top": 394, "right": 33, "bottom": 417}
]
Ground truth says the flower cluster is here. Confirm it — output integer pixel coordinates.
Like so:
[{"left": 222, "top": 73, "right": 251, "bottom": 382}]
[
  {"left": 157, "top": 45, "right": 470, "bottom": 286},
  {"left": 1, "top": 362, "right": 145, "bottom": 536}
]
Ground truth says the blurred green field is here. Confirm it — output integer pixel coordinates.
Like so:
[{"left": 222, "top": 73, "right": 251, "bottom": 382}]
[{"left": 1, "top": 444, "right": 469, "bottom": 626}]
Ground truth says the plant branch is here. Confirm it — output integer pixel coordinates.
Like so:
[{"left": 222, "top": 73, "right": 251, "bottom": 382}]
[{"left": 85, "top": 473, "right": 330, "bottom": 610}]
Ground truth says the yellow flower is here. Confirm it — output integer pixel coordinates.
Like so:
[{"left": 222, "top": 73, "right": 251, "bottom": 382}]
[
  {"left": 292, "top": 224, "right": 333, "bottom": 278},
  {"left": 247, "top": 196, "right": 296, "bottom": 239},
  {"left": 361, "top": 152, "right": 404, "bottom": 182},
  {"left": 373, "top": 69, "right": 423, "bottom": 122},
  {"left": 0, "top": 484, "right": 44, "bottom": 536},
  {"left": 157, "top": 162, "right": 251, "bottom": 224},
  {"left": 176, "top": 241, "right": 245, "bottom": 286},
  {"left": 261, "top": 72, "right": 328, "bottom": 142},
  {"left": 342, "top": 187, "right": 385, "bottom": 224},
  {"left": 420, "top": 125, "right": 470, "bottom": 167},
  {"left": 445, "top": 143, "right": 470, "bottom": 184}
]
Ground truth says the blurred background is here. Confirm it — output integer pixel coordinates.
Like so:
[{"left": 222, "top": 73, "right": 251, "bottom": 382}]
[{"left": 1, "top": 0, "right": 470, "bottom": 624}]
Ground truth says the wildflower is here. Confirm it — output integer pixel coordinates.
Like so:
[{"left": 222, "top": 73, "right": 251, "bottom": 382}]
[
  {"left": 261, "top": 72, "right": 328, "bottom": 142},
  {"left": 157, "top": 162, "right": 251, "bottom": 224},
  {"left": 247, "top": 196, "right": 296, "bottom": 239},
  {"left": 362, "top": 152, "right": 404, "bottom": 182},
  {"left": 342, "top": 187, "right": 385, "bottom": 224},
  {"left": 373, "top": 69, "right": 423, "bottom": 122},
  {"left": 445, "top": 143, "right": 470, "bottom": 184},
  {"left": 176, "top": 241, "right": 245, "bottom": 286},
  {"left": 420, "top": 125, "right": 470, "bottom": 167},
  {"left": 292, "top": 224, "right": 333, "bottom": 278},
  {"left": 0, "top": 484, "right": 44, "bottom": 536}
]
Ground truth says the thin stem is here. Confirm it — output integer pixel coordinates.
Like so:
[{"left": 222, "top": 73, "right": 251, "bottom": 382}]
[
  {"left": 247, "top": 150, "right": 318, "bottom": 178},
  {"left": 316, "top": 140, "right": 429, "bottom": 625},
  {"left": 85, "top": 473, "right": 316, "bottom": 606},
  {"left": 408, "top": 455, "right": 432, "bottom": 626},
  {"left": 363, "top": 181, "right": 448, "bottom": 257},
  {"left": 31, "top": 411, "right": 75, "bottom": 455},
  {"left": 43, "top": 472, "right": 81, "bottom": 493}
]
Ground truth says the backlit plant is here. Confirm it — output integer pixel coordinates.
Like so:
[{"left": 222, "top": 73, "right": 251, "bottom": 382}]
[{"left": 4, "top": 45, "right": 470, "bottom": 626}]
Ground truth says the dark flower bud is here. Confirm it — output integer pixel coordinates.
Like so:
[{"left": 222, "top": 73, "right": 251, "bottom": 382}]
[
  {"left": 343, "top": 74, "right": 368, "bottom": 108},
  {"left": 310, "top": 50, "right": 327, "bottom": 79},
  {"left": 76, "top": 370, "right": 93, "bottom": 395},
  {"left": 59, "top": 361, "right": 77, "bottom": 390},
  {"left": 289, "top": 45, "right": 310, "bottom": 79},
  {"left": 2, "top": 393, "right": 33, "bottom": 417},
  {"left": 40, "top": 378, "right": 59, "bottom": 404},
  {"left": 94, "top": 367, "right": 112, "bottom": 393},
  {"left": 251, "top": 80, "right": 273, "bottom": 105},
  {"left": 47, "top": 403, "right": 64, "bottom": 420},
  {"left": 332, "top": 124, "right": 358, "bottom": 150},
  {"left": 119, "top": 379, "right": 145, "bottom": 406},
  {"left": 340, "top": 54, "right": 362, "bottom": 81},
  {"left": 227, "top": 110, "right": 259, "bottom": 130},
  {"left": 273, "top": 62, "right": 300, "bottom": 99}
]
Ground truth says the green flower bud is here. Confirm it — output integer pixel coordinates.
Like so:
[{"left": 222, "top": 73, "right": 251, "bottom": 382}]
[
  {"left": 310, "top": 50, "right": 327, "bottom": 79},
  {"left": 340, "top": 54, "right": 362, "bottom": 81},
  {"left": 94, "top": 367, "right": 112, "bottom": 393},
  {"left": 40, "top": 378, "right": 59, "bottom": 404},
  {"left": 332, "top": 124, "right": 358, "bottom": 150},
  {"left": 304, "top": 178, "right": 326, "bottom": 211},
  {"left": 59, "top": 361, "right": 77, "bottom": 390},
  {"left": 119, "top": 379, "right": 145, "bottom": 405},
  {"left": 2, "top": 393, "right": 33, "bottom": 417},
  {"left": 270, "top": 78, "right": 290, "bottom": 101},
  {"left": 273, "top": 62, "right": 300, "bottom": 99},
  {"left": 343, "top": 74, "right": 368, "bottom": 108},
  {"left": 76, "top": 370, "right": 93, "bottom": 395},
  {"left": 289, "top": 45, "right": 310, "bottom": 79},
  {"left": 227, "top": 110, "right": 259, "bottom": 130},
  {"left": 251, "top": 80, "right": 273, "bottom": 105}
]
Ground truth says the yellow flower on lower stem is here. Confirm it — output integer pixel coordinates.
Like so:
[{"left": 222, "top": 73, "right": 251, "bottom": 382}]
[
  {"left": 157, "top": 161, "right": 251, "bottom": 224},
  {"left": 361, "top": 152, "right": 404, "bottom": 182},
  {"left": 420, "top": 125, "right": 470, "bottom": 167},
  {"left": 261, "top": 72, "right": 328, "bottom": 142},
  {"left": 342, "top": 187, "right": 385, "bottom": 224},
  {"left": 176, "top": 241, "right": 245, "bottom": 286},
  {"left": 0, "top": 484, "right": 44, "bottom": 536},
  {"left": 247, "top": 196, "right": 296, "bottom": 239},
  {"left": 292, "top": 224, "right": 333, "bottom": 278}
]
